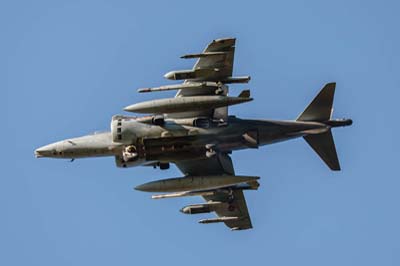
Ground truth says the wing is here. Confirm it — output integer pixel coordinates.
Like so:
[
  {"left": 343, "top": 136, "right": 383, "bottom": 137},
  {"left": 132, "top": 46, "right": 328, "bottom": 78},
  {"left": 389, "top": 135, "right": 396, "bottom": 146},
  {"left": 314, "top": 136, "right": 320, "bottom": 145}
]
[
  {"left": 175, "top": 153, "right": 254, "bottom": 230},
  {"left": 204, "top": 189, "right": 253, "bottom": 230},
  {"left": 192, "top": 37, "right": 235, "bottom": 80},
  {"left": 170, "top": 38, "right": 237, "bottom": 120},
  {"left": 137, "top": 38, "right": 250, "bottom": 121},
  {"left": 178, "top": 37, "right": 236, "bottom": 98}
]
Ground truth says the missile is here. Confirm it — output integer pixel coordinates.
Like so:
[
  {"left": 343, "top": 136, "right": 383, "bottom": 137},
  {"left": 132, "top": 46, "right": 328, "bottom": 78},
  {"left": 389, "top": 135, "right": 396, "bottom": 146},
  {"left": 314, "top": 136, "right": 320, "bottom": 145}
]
[
  {"left": 180, "top": 51, "right": 228, "bottom": 59},
  {"left": 164, "top": 68, "right": 220, "bottom": 80},
  {"left": 152, "top": 190, "right": 215, "bottom": 199},
  {"left": 223, "top": 76, "right": 251, "bottom": 84},
  {"left": 137, "top": 82, "right": 219, "bottom": 93},
  {"left": 164, "top": 68, "right": 251, "bottom": 84},
  {"left": 180, "top": 202, "right": 223, "bottom": 214},
  {"left": 134, "top": 175, "right": 260, "bottom": 193},
  {"left": 198, "top": 216, "right": 240, "bottom": 224},
  {"left": 181, "top": 205, "right": 211, "bottom": 214},
  {"left": 151, "top": 181, "right": 260, "bottom": 199},
  {"left": 124, "top": 94, "right": 252, "bottom": 114}
]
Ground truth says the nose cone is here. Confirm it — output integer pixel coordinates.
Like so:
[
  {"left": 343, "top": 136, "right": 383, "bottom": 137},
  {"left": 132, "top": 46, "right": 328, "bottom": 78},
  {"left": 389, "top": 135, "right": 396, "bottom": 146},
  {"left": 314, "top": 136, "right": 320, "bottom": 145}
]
[
  {"left": 34, "top": 143, "right": 58, "bottom": 158},
  {"left": 123, "top": 104, "right": 137, "bottom": 112},
  {"left": 134, "top": 180, "right": 162, "bottom": 192},
  {"left": 134, "top": 183, "right": 151, "bottom": 192},
  {"left": 180, "top": 207, "right": 190, "bottom": 214},
  {"left": 123, "top": 101, "right": 150, "bottom": 113}
]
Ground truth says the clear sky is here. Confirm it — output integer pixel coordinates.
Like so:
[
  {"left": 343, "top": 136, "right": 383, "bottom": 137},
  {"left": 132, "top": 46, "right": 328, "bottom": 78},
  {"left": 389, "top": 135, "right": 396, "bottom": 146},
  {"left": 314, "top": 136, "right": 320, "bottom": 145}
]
[{"left": 2, "top": 0, "right": 399, "bottom": 265}]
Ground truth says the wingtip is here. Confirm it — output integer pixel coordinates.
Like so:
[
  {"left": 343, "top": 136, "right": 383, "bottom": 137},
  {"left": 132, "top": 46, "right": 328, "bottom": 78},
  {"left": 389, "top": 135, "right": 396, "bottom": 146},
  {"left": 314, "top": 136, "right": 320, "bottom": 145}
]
[
  {"left": 325, "top": 82, "right": 336, "bottom": 89},
  {"left": 213, "top": 37, "right": 236, "bottom": 42}
]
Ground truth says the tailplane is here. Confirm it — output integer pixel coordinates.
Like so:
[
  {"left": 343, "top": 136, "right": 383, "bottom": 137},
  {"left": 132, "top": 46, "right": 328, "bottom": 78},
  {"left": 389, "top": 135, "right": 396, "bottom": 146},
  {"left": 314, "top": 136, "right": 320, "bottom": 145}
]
[
  {"left": 303, "top": 130, "right": 340, "bottom": 171},
  {"left": 297, "top": 83, "right": 341, "bottom": 171}
]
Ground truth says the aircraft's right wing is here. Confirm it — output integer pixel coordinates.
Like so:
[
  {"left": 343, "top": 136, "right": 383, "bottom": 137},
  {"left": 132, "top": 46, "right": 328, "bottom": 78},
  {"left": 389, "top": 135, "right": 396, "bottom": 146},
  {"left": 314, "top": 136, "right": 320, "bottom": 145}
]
[
  {"left": 170, "top": 38, "right": 237, "bottom": 120},
  {"left": 191, "top": 37, "right": 236, "bottom": 81},
  {"left": 135, "top": 38, "right": 251, "bottom": 122},
  {"left": 175, "top": 153, "right": 256, "bottom": 230}
]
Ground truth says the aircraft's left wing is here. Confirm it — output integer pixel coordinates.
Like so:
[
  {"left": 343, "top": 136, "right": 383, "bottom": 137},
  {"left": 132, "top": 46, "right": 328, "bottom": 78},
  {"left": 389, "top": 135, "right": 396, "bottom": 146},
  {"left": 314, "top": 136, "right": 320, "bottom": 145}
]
[
  {"left": 203, "top": 189, "right": 253, "bottom": 230},
  {"left": 175, "top": 154, "right": 256, "bottom": 230}
]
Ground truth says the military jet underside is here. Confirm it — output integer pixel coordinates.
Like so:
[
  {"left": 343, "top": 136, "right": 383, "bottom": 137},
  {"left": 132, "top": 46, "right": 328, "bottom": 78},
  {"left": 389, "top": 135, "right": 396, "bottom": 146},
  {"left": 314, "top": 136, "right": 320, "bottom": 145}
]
[{"left": 35, "top": 38, "right": 352, "bottom": 230}]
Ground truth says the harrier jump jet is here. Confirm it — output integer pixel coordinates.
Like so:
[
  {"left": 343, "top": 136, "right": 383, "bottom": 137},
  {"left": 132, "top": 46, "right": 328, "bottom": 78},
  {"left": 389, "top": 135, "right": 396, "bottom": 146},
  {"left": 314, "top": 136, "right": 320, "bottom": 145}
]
[{"left": 35, "top": 38, "right": 352, "bottom": 230}]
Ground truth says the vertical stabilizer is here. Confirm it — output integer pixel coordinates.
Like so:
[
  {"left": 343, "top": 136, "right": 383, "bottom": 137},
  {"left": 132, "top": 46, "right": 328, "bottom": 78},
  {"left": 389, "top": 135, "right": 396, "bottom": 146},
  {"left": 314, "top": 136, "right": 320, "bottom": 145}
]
[{"left": 297, "top": 83, "right": 335, "bottom": 122}]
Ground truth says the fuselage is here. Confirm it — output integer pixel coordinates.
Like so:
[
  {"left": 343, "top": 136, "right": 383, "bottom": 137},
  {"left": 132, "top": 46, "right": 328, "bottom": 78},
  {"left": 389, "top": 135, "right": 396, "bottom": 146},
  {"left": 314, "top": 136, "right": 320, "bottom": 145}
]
[{"left": 35, "top": 116, "right": 338, "bottom": 167}]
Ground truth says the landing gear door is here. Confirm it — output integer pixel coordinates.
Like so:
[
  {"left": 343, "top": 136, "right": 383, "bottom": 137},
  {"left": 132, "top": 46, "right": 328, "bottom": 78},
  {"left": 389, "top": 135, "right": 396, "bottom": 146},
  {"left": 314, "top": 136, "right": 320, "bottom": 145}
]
[{"left": 242, "top": 129, "right": 259, "bottom": 149}]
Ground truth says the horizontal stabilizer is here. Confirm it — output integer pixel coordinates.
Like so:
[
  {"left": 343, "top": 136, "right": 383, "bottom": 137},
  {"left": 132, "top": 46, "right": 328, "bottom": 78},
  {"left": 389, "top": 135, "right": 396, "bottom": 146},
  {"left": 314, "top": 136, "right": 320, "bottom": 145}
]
[{"left": 303, "top": 129, "right": 340, "bottom": 171}]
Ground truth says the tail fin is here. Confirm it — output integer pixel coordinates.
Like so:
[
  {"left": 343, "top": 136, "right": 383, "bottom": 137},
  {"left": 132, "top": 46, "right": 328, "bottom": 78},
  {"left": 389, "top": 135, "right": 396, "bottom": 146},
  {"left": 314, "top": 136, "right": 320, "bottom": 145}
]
[
  {"left": 298, "top": 83, "right": 340, "bottom": 171},
  {"left": 303, "top": 130, "right": 340, "bottom": 170},
  {"left": 297, "top": 82, "right": 335, "bottom": 122}
]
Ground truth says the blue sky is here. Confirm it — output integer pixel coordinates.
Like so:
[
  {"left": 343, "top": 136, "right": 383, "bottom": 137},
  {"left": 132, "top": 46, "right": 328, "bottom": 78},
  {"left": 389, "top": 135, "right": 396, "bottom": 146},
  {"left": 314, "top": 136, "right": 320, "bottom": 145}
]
[{"left": 2, "top": 0, "right": 399, "bottom": 265}]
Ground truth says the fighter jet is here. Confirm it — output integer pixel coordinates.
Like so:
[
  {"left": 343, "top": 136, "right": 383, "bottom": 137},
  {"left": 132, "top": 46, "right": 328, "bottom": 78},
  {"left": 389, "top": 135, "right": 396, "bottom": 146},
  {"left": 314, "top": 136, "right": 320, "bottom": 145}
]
[{"left": 35, "top": 38, "right": 352, "bottom": 230}]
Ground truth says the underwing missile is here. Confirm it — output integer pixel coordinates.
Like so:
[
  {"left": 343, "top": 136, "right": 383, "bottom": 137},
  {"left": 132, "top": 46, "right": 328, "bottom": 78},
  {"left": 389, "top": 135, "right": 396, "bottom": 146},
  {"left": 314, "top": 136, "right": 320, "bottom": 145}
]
[
  {"left": 124, "top": 94, "right": 252, "bottom": 114},
  {"left": 151, "top": 190, "right": 216, "bottom": 199},
  {"left": 137, "top": 82, "right": 219, "bottom": 93},
  {"left": 180, "top": 51, "right": 228, "bottom": 59},
  {"left": 164, "top": 68, "right": 220, "bottom": 80},
  {"left": 164, "top": 68, "right": 250, "bottom": 84},
  {"left": 180, "top": 202, "right": 223, "bottom": 214},
  {"left": 223, "top": 76, "right": 251, "bottom": 84},
  {"left": 181, "top": 205, "right": 212, "bottom": 214},
  {"left": 134, "top": 175, "right": 260, "bottom": 193},
  {"left": 198, "top": 216, "right": 239, "bottom": 224},
  {"left": 151, "top": 181, "right": 260, "bottom": 199}
]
